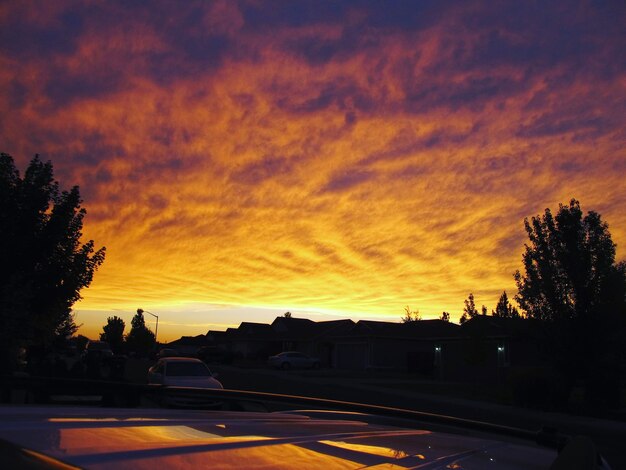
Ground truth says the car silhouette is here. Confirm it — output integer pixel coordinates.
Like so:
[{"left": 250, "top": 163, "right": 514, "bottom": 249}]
[
  {"left": 268, "top": 351, "right": 321, "bottom": 370},
  {"left": 148, "top": 357, "right": 223, "bottom": 388},
  {"left": 147, "top": 357, "right": 223, "bottom": 407}
]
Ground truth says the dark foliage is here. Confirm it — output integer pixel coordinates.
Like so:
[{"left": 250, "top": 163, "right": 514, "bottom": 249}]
[
  {"left": 125, "top": 310, "right": 155, "bottom": 356},
  {"left": 401, "top": 305, "right": 421, "bottom": 322},
  {"left": 100, "top": 315, "right": 125, "bottom": 353},
  {"left": 0, "top": 153, "right": 105, "bottom": 370},
  {"left": 514, "top": 199, "right": 624, "bottom": 321},
  {"left": 69, "top": 334, "right": 89, "bottom": 352},
  {"left": 514, "top": 199, "right": 626, "bottom": 408},
  {"left": 492, "top": 291, "right": 521, "bottom": 318},
  {"left": 460, "top": 293, "right": 479, "bottom": 324}
]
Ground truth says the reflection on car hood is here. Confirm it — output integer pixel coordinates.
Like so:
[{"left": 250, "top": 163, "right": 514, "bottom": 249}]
[{"left": 0, "top": 405, "right": 556, "bottom": 469}]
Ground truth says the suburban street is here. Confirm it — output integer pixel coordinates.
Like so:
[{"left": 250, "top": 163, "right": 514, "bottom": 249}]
[{"left": 213, "top": 365, "right": 626, "bottom": 468}]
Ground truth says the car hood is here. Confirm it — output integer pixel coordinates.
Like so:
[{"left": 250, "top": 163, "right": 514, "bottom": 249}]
[{"left": 0, "top": 405, "right": 556, "bottom": 469}]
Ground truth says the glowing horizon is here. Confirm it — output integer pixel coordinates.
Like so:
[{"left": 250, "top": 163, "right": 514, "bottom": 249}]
[{"left": 2, "top": 1, "right": 624, "bottom": 342}]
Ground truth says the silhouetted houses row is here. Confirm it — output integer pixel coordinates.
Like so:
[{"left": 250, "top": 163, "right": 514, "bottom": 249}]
[{"left": 167, "top": 315, "right": 545, "bottom": 382}]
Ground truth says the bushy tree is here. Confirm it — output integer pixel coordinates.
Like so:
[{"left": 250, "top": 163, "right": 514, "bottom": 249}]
[
  {"left": 515, "top": 199, "right": 624, "bottom": 321},
  {"left": 125, "top": 310, "right": 155, "bottom": 356},
  {"left": 514, "top": 199, "right": 626, "bottom": 408},
  {"left": 100, "top": 316, "right": 125, "bottom": 353},
  {"left": 69, "top": 334, "right": 90, "bottom": 352},
  {"left": 0, "top": 153, "right": 105, "bottom": 369},
  {"left": 440, "top": 311, "right": 450, "bottom": 322},
  {"left": 492, "top": 291, "right": 520, "bottom": 318}
]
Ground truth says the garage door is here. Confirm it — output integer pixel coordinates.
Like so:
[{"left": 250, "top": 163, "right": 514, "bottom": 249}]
[{"left": 335, "top": 343, "right": 368, "bottom": 369}]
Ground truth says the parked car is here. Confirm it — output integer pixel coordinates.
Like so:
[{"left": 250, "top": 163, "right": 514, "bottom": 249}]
[
  {"left": 148, "top": 357, "right": 223, "bottom": 388},
  {"left": 84, "top": 340, "right": 114, "bottom": 359},
  {"left": 148, "top": 357, "right": 223, "bottom": 407},
  {"left": 197, "top": 345, "right": 234, "bottom": 364},
  {"left": 83, "top": 340, "right": 115, "bottom": 379},
  {"left": 268, "top": 351, "right": 320, "bottom": 370},
  {"left": 156, "top": 348, "right": 179, "bottom": 358}
]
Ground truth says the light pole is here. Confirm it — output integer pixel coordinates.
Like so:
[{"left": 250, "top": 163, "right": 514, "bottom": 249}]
[{"left": 137, "top": 308, "right": 158, "bottom": 345}]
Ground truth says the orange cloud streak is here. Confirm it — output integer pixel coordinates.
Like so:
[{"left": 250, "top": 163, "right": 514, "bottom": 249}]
[{"left": 1, "top": 2, "right": 624, "bottom": 341}]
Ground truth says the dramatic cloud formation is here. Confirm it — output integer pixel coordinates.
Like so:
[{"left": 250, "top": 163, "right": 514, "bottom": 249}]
[{"left": 1, "top": 0, "right": 624, "bottom": 340}]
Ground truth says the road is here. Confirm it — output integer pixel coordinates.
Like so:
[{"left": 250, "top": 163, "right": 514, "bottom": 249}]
[{"left": 213, "top": 365, "right": 626, "bottom": 468}]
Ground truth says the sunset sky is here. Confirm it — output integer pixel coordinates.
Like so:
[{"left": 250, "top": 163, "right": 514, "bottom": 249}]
[{"left": 1, "top": 1, "right": 625, "bottom": 342}]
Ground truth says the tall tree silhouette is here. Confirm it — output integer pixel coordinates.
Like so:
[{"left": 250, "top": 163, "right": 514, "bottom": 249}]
[
  {"left": 0, "top": 153, "right": 105, "bottom": 369},
  {"left": 100, "top": 316, "right": 125, "bottom": 353},
  {"left": 460, "top": 293, "right": 479, "bottom": 324},
  {"left": 514, "top": 199, "right": 626, "bottom": 408},
  {"left": 125, "top": 310, "right": 155, "bottom": 356},
  {"left": 492, "top": 291, "right": 520, "bottom": 318}
]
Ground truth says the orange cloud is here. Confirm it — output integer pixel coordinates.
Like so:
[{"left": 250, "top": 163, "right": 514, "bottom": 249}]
[{"left": 1, "top": 1, "right": 624, "bottom": 340}]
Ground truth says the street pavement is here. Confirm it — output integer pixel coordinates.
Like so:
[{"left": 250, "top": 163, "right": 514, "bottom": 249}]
[{"left": 213, "top": 364, "right": 626, "bottom": 468}]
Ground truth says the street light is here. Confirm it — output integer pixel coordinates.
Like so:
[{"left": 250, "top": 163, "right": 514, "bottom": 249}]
[{"left": 137, "top": 308, "right": 158, "bottom": 344}]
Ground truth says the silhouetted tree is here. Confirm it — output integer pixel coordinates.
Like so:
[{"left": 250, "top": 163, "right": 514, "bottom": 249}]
[
  {"left": 100, "top": 316, "right": 125, "bottom": 353},
  {"left": 69, "top": 334, "right": 90, "bottom": 352},
  {"left": 460, "top": 293, "right": 479, "bottom": 324},
  {"left": 440, "top": 311, "right": 450, "bottom": 322},
  {"left": 0, "top": 153, "right": 105, "bottom": 370},
  {"left": 514, "top": 199, "right": 626, "bottom": 408},
  {"left": 401, "top": 305, "right": 421, "bottom": 322},
  {"left": 492, "top": 291, "right": 520, "bottom": 318},
  {"left": 283, "top": 311, "right": 292, "bottom": 318},
  {"left": 125, "top": 310, "right": 155, "bottom": 356},
  {"left": 54, "top": 313, "right": 81, "bottom": 345}
]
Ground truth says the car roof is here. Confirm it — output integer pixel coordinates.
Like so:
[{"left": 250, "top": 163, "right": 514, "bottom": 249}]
[
  {"left": 0, "top": 405, "right": 558, "bottom": 469},
  {"left": 158, "top": 357, "right": 203, "bottom": 363}
]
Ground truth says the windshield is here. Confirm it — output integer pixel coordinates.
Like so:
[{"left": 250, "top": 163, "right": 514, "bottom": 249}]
[{"left": 166, "top": 362, "right": 211, "bottom": 377}]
